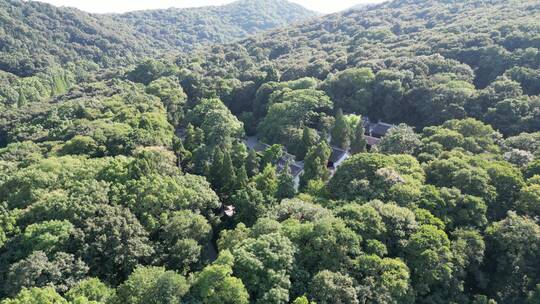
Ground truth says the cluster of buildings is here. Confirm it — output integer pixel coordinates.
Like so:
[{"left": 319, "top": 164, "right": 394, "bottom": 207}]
[{"left": 245, "top": 118, "right": 394, "bottom": 188}]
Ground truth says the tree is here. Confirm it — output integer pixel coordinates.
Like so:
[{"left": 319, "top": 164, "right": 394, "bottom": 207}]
[
  {"left": 235, "top": 165, "right": 249, "bottom": 190},
  {"left": 451, "top": 229, "right": 485, "bottom": 296},
  {"left": 484, "top": 212, "right": 540, "bottom": 303},
  {"left": 267, "top": 198, "right": 332, "bottom": 224},
  {"left": 231, "top": 232, "right": 296, "bottom": 304},
  {"left": 277, "top": 161, "right": 296, "bottom": 199},
  {"left": 297, "top": 127, "right": 319, "bottom": 160},
  {"left": 331, "top": 109, "right": 351, "bottom": 149},
  {"left": 261, "top": 145, "right": 284, "bottom": 168},
  {"left": 409, "top": 77, "right": 475, "bottom": 127},
  {"left": 159, "top": 210, "right": 212, "bottom": 274},
  {"left": 350, "top": 118, "right": 367, "bottom": 154},
  {"left": 404, "top": 225, "right": 455, "bottom": 302},
  {"left": 20, "top": 220, "right": 74, "bottom": 255},
  {"left": 231, "top": 183, "right": 269, "bottom": 226},
  {"left": 220, "top": 151, "right": 237, "bottom": 194},
  {"left": 516, "top": 183, "right": 540, "bottom": 218},
  {"left": 209, "top": 147, "right": 225, "bottom": 190},
  {"left": 189, "top": 250, "right": 249, "bottom": 304},
  {"left": 308, "top": 270, "right": 359, "bottom": 304},
  {"left": 327, "top": 153, "right": 424, "bottom": 204},
  {"left": 4, "top": 251, "right": 88, "bottom": 297},
  {"left": 1, "top": 287, "right": 67, "bottom": 304},
  {"left": 367, "top": 201, "right": 418, "bottom": 256},
  {"left": 290, "top": 217, "right": 362, "bottom": 275},
  {"left": 323, "top": 68, "right": 375, "bottom": 114},
  {"left": 300, "top": 141, "right": 331, "bottom": 189},
  {"left": 253, "top": 164, "right": 278, "bottom": 198},
  {"left": 352, "top": 254, "right": 413, "bottom": 303},
  {"left": 65, "top": 278, "right": 115, "bottom": 303},
  {"left": 71, "top": 205, "right": 154, "bottom": 284},
  {"left": 114, "top": 266, "right": 189, "bottom": 304},
  {"left": 118, "top": 173, "right": 220, "bottom": 230},
  {"left": 246, "top": 149, "right": 260, "bottom": 177},
  {"left": 127, "top": 59, "right": 169, "bottom": 85},
  {"left": 334, "top": 204, "right": 386, "bottom": 242},
  {"left": 146, "top": 76, "right": 187, "bottom": 126},
  {"left": 257, "top": 89, "right": 332, "bottom": 151},
  {"left": 378, "top": 124, "right": 421, "bottom": 155},
  {"left": 417, "top": 186, "right": 488, "bottom": 230}
]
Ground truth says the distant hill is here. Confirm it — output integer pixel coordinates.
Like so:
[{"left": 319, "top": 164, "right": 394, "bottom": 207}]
[
  {"left": 173, "top": 0, "right": 540, "bottom": 133},
  {"left": 185, "top": 0, "right": 540, "bottom": 89},
  {"left": 113, "top": 0, "right": 318, "bottom": 51},
  {"left": 0, "top": 0, "right": 316, "bottom": 77}
]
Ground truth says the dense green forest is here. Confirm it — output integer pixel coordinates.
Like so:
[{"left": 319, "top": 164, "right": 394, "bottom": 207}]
[
  {"left": 0, "top": 0, "right": 315, "bottom": 77},
  {"left": 1, "top": 0, "right": 540, "bottom": 303}
]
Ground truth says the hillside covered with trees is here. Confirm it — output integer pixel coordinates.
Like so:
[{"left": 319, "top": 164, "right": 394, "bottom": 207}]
[
  {"left": 1, "top": 0, "right": 540, "bottom": 303},
  {"left": 0, "top": 0, "right": 316, "bottom": 77}
]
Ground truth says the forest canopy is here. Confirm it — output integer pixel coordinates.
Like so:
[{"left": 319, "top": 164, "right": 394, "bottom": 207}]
[{"left": 1, "top": 0, "right": 540, "bottom": 303}]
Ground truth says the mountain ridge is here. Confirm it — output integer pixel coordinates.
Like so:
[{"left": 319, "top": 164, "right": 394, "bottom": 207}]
[{"left": 0, "top": 0, "right": 316, "bottom": 77}]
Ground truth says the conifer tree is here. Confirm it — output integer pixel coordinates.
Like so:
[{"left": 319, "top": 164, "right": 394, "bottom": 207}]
[
  {"left": 220, "top": 152, "right": 237, "bottom": 194},
  {"left": 300, "top": 141, "right": 331, "bottom": 189},
  {"left": 331, "top": 109, "right": 351, "bottom": 149},
  {"left": 253, "top": 164, "right": 278, "bottom": 198},
  {"left": 172, "top": 138, "right": 191, "bottom": 168},
  {"left": 299, "top": 127, "right": 319, "bottom": 160},
  {"left": 277, "top": 161, "right": 296, "bottom": 199},
  {"left": 235, "top": 165, "right": 249, "bottom": 190},
  {"left": 351, "top": 117, "right": 367, "bottom": 154},
  {"left": 246, "top": 149, "right": 260, "bottom": 177},
  {"left": 210, "top": 147, "right": 224, "bottom": 189},
  {"left": 185, "top": 124, "right": 204, "bottom": 151}
]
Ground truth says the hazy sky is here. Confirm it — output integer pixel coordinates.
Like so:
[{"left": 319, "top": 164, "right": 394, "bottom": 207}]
[{"left": 33, "top": 0, "right": 385, "bottom": 14}]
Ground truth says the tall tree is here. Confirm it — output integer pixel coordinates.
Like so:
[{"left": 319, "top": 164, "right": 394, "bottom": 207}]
[
  {"left": 220, "top": 152, "right": 237, "bottom": 195},
  {"left": 350, "top": 118, "right": 367, "bottom": 154},
  {"left": 189, "top": 250, "right": 249, "bottom": 304},
  {"left": 253, "top": 164, "right": 279, "bottom": 198},
  {"left": 331, "top": 109, "right": 351, "bottom": 149},
  {"left": 235, "top": 165, "right": 249, "bottom": 191},
  {"left": 378, "top": 124, "right": 421, "bottom": 155},
  {"left": 300, "top": 141, "right": 331, "bottom": 189},
  {"left": 209, "top": 147, "right": 224, "bottom": 190},
  {"left": 277, "top": 161, "right": 296, "bottom": 199},
  {"left": 298, "top": 127, "right": 319, "bottom": 160},
  {"left": 246, "top": 149, "right": 260, "bottom": 178}
]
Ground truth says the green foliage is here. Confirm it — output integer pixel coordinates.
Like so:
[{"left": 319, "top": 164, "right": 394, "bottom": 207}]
[
  {"left": 0, "top": 0, "right": 314, "bottom": 77},
  {"left": 1, "top": 287, "right": 67, "bottom": 304},
  {"left": 350, "top": 118, "right": 367, "bottom": 155},
  {"left": 327, "top": 153, "right": 425, "bottom": 205},
  {"left": 114, "top": 266, "right": 189, "bottom": 304},
  {"left": 4, "top": 251, "right": 88, "bottom": 297},
  {"left": 1, "top": 0, "right": 540, "bottom": 302},
  {"left": 276, "top": 161, "right": 297, "bottom": 199},
  {"left": 65, "top": 278, "right": 115, "bottom": 303},
  {"left": 231, "top": 231, "right": 296, "bottom": 303},
  {"left": 378, "top": 124, "right": 421, "bottom": 155},
  {"left": 308, "top": 270, "right": 359, "bottom": 304},
  {"left": 258, "top": 89, "right": 332, "bottom": 153},
  {"left": 300, "top": 141, "right": 331, "bottom": 189},
  {"left": 189, "top": 250, "right": 250, "bottom": 304},
  {"left": 71, "top": 205, "right": 154, "bottom": 284},
  {"left": 21, "top": 220, "right": 72, "bottom": 254},
  {"left": 331, "top": 109, "right": 352, "bottom": 149},
  {"left": 485, "top": 212, "right": 540, "bottom": 303},
  {"left": 404, "top": 225, "right": 454, "bottom": 300},
  {"left": 352, "top": 254, "right": 413, "bottom": 304},
  {"left": 159, "top": 210, "right": 212, "bottom": 274},
  {"left": 323, "top": 68, "right": 375, "bottom": 114}
]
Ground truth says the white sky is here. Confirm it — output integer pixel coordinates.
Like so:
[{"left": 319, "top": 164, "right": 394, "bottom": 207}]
[{"left": 32, "top": 0, "right": 385, "bottom": 14}]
